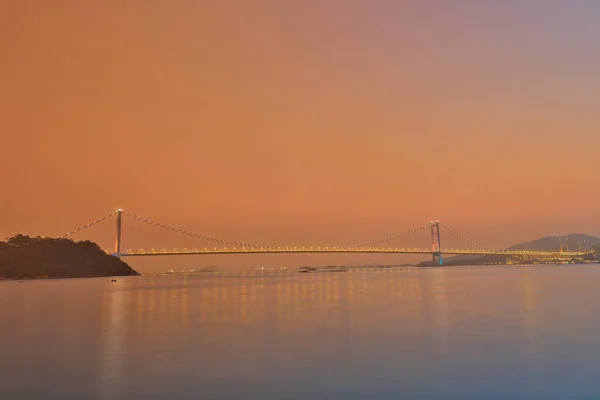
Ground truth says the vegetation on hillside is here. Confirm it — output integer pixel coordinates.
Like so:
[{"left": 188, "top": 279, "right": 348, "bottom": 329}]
[{"left": 0, "top": 235, "right": 139, "bottom": 279}]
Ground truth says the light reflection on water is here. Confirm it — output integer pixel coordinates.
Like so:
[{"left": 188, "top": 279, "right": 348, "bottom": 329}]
[{"left": 2, "top": 266, "right": 600, "bottom": 399}]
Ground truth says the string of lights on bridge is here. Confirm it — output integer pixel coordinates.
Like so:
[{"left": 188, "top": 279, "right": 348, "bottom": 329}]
[{"left": 61, "top": 209, "right": 587, "bottom": 258}]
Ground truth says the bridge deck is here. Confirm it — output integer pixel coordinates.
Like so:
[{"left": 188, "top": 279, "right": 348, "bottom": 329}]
[
  {"left": 66, "top": 210, "right": 590, "bottom": 261},
  {"left": 118, "top": 248, "right": 586, "bottom": 257}
]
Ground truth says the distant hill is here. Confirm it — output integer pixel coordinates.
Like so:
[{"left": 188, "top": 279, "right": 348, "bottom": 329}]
[
  {"left": 424, "top": 233, "right": 600, "bottom": 266},
  {"left": 507, "top": 233, "right": 600, "bottom": 253},
  {"left": 0, "top": 235, "right": 139, "bottom": 280}
]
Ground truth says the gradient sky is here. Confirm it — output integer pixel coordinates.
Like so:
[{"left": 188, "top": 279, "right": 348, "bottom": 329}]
[{"left": 2, "top": 1, "right": 600, "bottom": 270}]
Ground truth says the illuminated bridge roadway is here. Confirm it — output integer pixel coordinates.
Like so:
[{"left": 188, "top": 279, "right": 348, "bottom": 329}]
[
  {"left": 63, "top": 209, "right": 590, "bottom": 265},
  {"left": 118, "top": 248, "right": 585, "bottom": 258}
]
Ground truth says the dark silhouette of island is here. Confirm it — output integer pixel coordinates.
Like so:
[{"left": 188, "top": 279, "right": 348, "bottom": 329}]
[{"left": 0, "top": 235, "right": 139, "bottom": 280}]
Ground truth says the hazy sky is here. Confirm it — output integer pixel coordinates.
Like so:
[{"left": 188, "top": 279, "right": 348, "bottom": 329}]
[{"left": 2, "top": 1, "right": 600, "bottom": 269}]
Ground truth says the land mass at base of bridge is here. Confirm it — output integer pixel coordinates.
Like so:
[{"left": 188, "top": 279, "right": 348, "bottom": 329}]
[
  {"left": 0, "top": 235, "right": 139, "bottom": 280},
  {"left": 418, "top": 254, "right": 593, "bottom": 267},
  {"left": 420, "top": 233, "right": 600, "bottom": 266}
]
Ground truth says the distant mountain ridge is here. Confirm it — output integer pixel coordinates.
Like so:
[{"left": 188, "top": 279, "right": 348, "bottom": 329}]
[
  {"left": 507, "top": 233, "right": 600, "bottom": 253},
  {"left": 435, "top": 233, "right": 600, "bottom": 266}
]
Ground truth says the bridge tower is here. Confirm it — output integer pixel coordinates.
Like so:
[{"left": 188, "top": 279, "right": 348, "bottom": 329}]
[
  {"left": 430, "top": 221, "right": 442, "bottom": 266},
  {"left": 114, "top": 209, "right": 123, "bottom": 258},
  {"left": 559, "top": 237, "right": 569, "bottom": 253}
]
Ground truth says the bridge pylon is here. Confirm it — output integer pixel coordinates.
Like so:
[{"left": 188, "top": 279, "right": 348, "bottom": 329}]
[
  {"left": 559, "top": 237, "right": 569, "bottom": 253},
  {"left": 114, "top": 209, "right": 122, "bottom": 258},
  {"left": 430, "top": 221, "right": 442, "bottom": 266}
]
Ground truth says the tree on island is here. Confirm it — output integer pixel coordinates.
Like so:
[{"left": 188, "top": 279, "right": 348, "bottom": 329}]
[{"left": 0, "top": 235, "right": 139, "bottom": 280}]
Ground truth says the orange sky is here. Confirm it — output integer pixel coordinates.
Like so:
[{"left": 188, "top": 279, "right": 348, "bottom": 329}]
[{"left": 2, "top": 1, "right": 600, "bottom": 270}]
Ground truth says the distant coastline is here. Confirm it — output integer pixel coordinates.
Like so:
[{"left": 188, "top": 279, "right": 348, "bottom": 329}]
[
  {"left": 0, "top": 235, "right": 139, "bottom": 280},
  {"left": 420, "top": 233, "right": 600, "bottom": 266}
]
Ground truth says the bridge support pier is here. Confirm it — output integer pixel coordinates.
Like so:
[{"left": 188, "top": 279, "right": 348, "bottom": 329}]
[
  {"left": 114, "top": 209, "right": 122, "bottom": 258},
  {"left": 431, "top": 221, "right": 442, "bottom": 266}
]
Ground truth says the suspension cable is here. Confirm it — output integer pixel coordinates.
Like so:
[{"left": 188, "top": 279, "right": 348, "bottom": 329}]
[
  {"left": 343, "top": 223, "right": 430, "bottom": 248},
  {"left": 439, "top": 223, "right": 491, "bottom": 251},
  {"left": 442, "top": 228, "right": 486, "bottom": 250},
  {"left": 123, "top": 211, "right": 271, "bottom": 248},
  {"left": 62, "top": 211, "right": 116, "bottom": 238},
  {"left": 124, "top": 211, "right": 429, "bottom": 249}
]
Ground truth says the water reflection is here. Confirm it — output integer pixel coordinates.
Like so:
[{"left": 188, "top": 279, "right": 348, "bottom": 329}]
[
  {"left": 2, "top": 266, "right": 600, "bottom": 399},
  {"left": 99, "top": 285, "right": 126, "bottom": 398}
]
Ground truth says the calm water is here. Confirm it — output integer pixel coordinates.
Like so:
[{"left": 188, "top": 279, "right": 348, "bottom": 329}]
[{"left": 2, "top": 266, "right": 600, "bottom": 399}]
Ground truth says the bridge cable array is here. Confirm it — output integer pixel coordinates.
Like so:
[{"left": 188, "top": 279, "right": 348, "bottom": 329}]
[
  {"left": 61, "top": 211, "right": 116, "bottom": 238},
  {"left": 438, "top": 224, "right": 566, "bottom": 255},
  {"left": 123, "top": 211, "right": 429, "bottom": 250},
  {"left": 59, "top": 210, "right": 589, "bottom": 257},
  {"left": 123, "top": 211, "right": 272, "bottom": 248},
  {"left": 343, "top": 223, "right": 430, "bottom": 248},
  {"left": 62, "top": 210, "right": 526, "bottom": 255},
  {"left": 439, "top": 223, "right": 492, "bottom": 252}
]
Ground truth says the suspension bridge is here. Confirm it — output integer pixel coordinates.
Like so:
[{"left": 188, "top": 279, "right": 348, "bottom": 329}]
[{"left": 62, "top": 209, "right": 589, "bottom": 266}]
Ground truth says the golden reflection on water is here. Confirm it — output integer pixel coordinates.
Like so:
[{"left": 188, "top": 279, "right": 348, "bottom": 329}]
[
  {"left": 521, "top": 270, "right": 541, "bottom": 375},
  {"left": 99, "top": 285, "right": 125, "bottom": 398},
  {"left": 5, "top": 266, "right": 600, "bottom": 399},
  {"left": 92, "top": 270, "right": 442, "bottom": 350},
  {"left": 2, "top": 269, "right": 550, "bottom": 358}
]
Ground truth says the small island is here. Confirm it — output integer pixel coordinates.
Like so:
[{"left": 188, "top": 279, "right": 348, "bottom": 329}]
[{"left": 0, "top": 235, "right": 139, "bottom": 280}]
